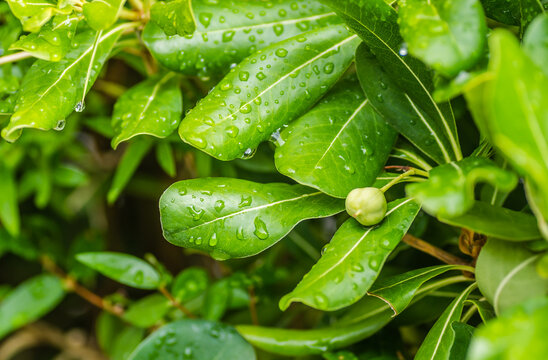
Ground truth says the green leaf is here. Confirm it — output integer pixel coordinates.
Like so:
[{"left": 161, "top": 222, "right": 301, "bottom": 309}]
[
  {"left": 159, "top": 177, "right": 344, "bottom": 260},
  {"left": 390, "top": 139, "right": 433, "bottom": 171},
  {"left": 406, "top": 157, "right": 518, "bottom": 218},
  {"left": 111, "top": 326, "right": 145, "bottom": 360},
  {"left": 414, "top": 283, "right": 477, "bottom": 360},
  {"left": 5, "top": 0, "right": 66, "bottom": 32},
  {"left": 464, "top": 30, "right": 548, "bottom": 238},
  {"left": 480, "top": 0, "right": 520, "bottom": 25},
  {"left": 448, "top": 322, "right": 475, "bottom": 360},
  {"left": 0, "top": 162, "right": 19, "bottom": 237},
  {"left": 279, "top": 198, "right": 420, "bottom": 311},
  {"left": 523, "top": 13, "right": 548, "bottom": 77},
  {"left": 468, "top": 297, "right": 548, "bottom": 360},
  {"left": 1, "top": 23, "right": 130, "bottom": 142},
  {"left": 465, "top": 299, "right": 495, "bottom": 323},
  {"left": 398, "top": 0, "right": 487, "bottom": 77},
  {"left": 111, "top": 73, "right": 182, "bottom": 149},
  {"left": 129, "top": 319, "right": 256, "bottom": 360},
  {"left": 155, "top": 141, "right": 177, "bottom": 177},
  {"left": 179, "top": 24, "right": 359, "bottom": 161},
  {"left": 367, "top": 265, "right": 473, "bottom": 315},
  {"left": 83, "top": 0, "right": 126, "bottom": 31},
  {"left": 476, "top": 239, "right": 548, "bottom": 314},
  {"left": 203, "top": 279, "right": 230, "bottom": 320},
  {"left": 237, "top": 310, "right": 392, "bottom": 356},
  {"left": 274, "top": 78, "right": 397, "bottom": 198},
  {"left": 9, "top": 14, "right": 79, "bottom": 61},
  {"left": 107, "top": 139, "right": 153, "bottom": 204},
  {"left": 519, "top": 0, "right": 546, "bottom": 35},
  {"left": 0, "top": 274, "right": 65, "bottom": 339},
  {"left": 123, "top": 294, "right": 170, "bottom": 328},
  {"left": 437, "top": 201, "right": 542, "bottom": 241},
  {"left": 150, "top": 0, "right": 196, "bottom": 37},
  {"left": 326, "top": 0, "right": 462, "bottom": 163},
  {"left": 142, "top": 0, "right": 342, "bottom": 76},
  {"left": 76, "top": 251, "right": 162, "bottom": 289},
  {"left": 171, "top": 267, "right": 209, "bottom": 302}
]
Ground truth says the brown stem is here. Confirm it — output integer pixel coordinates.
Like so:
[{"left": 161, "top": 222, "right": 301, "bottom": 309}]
[
  {"left": 41, "top": 256, "right": 124, "bottom": 317},
  {"left": 384, "top": 165, "right": 413, "bottom": 172},
  {"left": 248, "top": 286, "right": 259, "bottom": 326},
  {"left": 402, "top": 234, "right": 472, "bottom": 267},
  {"left": 158, "top": 286, "right": 196, "bottom": 318}
]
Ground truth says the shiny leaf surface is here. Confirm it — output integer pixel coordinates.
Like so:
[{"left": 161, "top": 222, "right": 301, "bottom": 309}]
[
  {"left": 150, "top": 0, "right": 196, "bottom": 37},
  {"left": 83, "top": 0, "right": 126, "bottom": 31}
]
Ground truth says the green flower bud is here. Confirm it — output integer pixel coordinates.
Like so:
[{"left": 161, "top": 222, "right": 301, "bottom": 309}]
[{"left": 345, "top": 187, "right": 387, "bottom": 226}]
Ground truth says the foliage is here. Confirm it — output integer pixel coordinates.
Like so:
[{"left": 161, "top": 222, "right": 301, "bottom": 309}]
[{"left": 0, "top": 0, "right": 547, "bottom": 359}]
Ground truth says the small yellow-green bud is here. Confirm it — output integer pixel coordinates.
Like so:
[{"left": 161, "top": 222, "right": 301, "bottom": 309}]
[{"left": 345, "top": 187, "right": 387, "bottom": 226}]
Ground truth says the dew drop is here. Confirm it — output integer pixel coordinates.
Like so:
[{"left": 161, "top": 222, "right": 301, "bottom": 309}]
[
  {"left": 256, "top": 72, "right": 266, "bottom": 80},
  {"left": 54, "top": 119, "right": 66, "bottom": 131},
  {"left": 241, "top": 147, "right": 256, "bottom": 159},
  {"left": 209, "top": 233, "right": 218, "bottom": 246},
  {"left": 226, "top": 125, "right": 239, "bottom": 137},
  {"left": 323, "top": 62, "right": 334, "bottom": 74},
  {"left": 74, "top": 101, "right": 85, "bottom": 112},
  {"left": 214, "top": 200, "right": 225, "bottom": 212},
  {"left": 239, "top": 71, "right": 250, "bottom": 81},
  {"left": 275, "top": 48, "right": 288, "bottom": 57},
  {"left": 253, "top": 217, "right": 269, "bottom": 239}
]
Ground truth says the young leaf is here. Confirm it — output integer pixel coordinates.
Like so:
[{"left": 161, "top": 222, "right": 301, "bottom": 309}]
[
  {"left": 237, "top": 310, "right": 392, "bottom": 356},
  {"left": 5, "top": 0, "right": 65, "bottom": 32},
  {"left": 274, "top": 78, "right": 397, "bottom": 198},
  {"left": 123, "top": 294, "right": 170, "bottom": 328},
  {"left": 150, "top": 0, "right": 196, "bottom": 37},
  {"left": 160, "top": 178, "right": 344, "bottom": 260},
  {"left": 76, "top": 251, "right": 162, "bottom": 289},
  {"left": 523, "top": 13, "right": 548, "bottom": 77},
  {"left": 111, "top": 73, "right": 182, "bottom": 149},
  {"left": 464, "top": 30, "right": 548, "bottom": 237},
  {"left": 171, "top": 267, "right": 209, "bottom": 303},
  {"left": 414, "top": 283, "right": 477, "bottom": 360},
  {"left": 129, "top": 319, "right": 256, "bottom": 360},
  {"left": 398, "top": 0, "right": 487, "bottom": 77},
  {"left": 437, "top": 201, "right": 542, "bottom": 241},
  {"left": 142, "top": 0, "right": 341, "bottom": 76},
  {"left": 476, "top": 239, "right": 548, "bottom": 314},
  {"left": 390, "top": 139, "right": 433, "bottom": 171},
  {"left": 367, "top": 264, "right": 473, "bottom": 315},
  {"left": 107, "top": 139, "right": 153, "bottom": 204},
  {"left": 468, "top": 297, "right": 548, "bottom": 360},
  {"left": 179, "top": 24, "right": 359, "bottom": 161},
  {"left": 0, "top": 162, "right": 19, "bottom": 237},
  {"left": 155, "top": 141, "right": 177, "bottom": 177},
  {"left": 83, "top": 0, "right": 126, "bottom": 31},
  {"left": 279, "top": 198, "right": 420, "bottom": 311},
  {"left": 9, "top": 14, "right": 80, "bottom": 61},
  {"left": 203, "top": 279, "right": 230, "bottom": 321},
  {"left": 1, "top": 23, "right": 131, "bottom": 142},
  {"left": 406, "top": 157, "right": 518, "bottom": 218},
  {"left": 0, "top": 274, "right": 65, "bottom": 339},
  {"left": 325, "top": 0, "right": 462, "bottom": 163}
]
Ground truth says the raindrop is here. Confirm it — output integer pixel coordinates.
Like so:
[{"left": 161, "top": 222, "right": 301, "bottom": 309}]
[
  {"left": 239, "top": 195, "right": 252, "bottom": 207},
  {"left": 74, "top": 101, "right": 85, "bottom": 112},
  {"left": 236, "top": 226, "right": 245, "bottom": 240},
  {"left": 275, "top": 48, "right": 288, "bottom": 57},
  {"left": 214, "top": 200, "right": 225, "bottom": 212},
  {"left": 239, "top": 71, "right": 250, "bottom": 81},
  {"left": 253, "top": 217, "right": 269, "bottom": 239},
  {"left": 314, "top": 293, "right": 328, "bottom": 307},
  {"left": 226, "top": 125, "right": 239, "bottom": 137},
  {"left": 54, "top": 119, "right": 66, "bottom": 131},
  {"left": 256, "top": 72, "right": 266, "bottom": 80},
  {"left": 209, "top": 233, "right": 218, "bottom": 246},
  {"left": 273, "top": 24, "right": 284, "bottom": 36},
  {"left": 323, "top": 62, "right": 334, "bottom": 74},
  {"left": 398, "top": 43, "right": 408, "bottom": 56},
  {"left": 198, "top": 13, "right": 212, "bottom": 27},
  {"left": 241, "top": 147, "right": 256, "bottom": 159}
]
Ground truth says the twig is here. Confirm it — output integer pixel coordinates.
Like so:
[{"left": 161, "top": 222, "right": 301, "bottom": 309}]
[
  {"left": 248, "top": 286, "right": 259, "bottom": 326},
  {"left": 41, "top": 256, "right": 124, "bottom": 317},
  {"left": 402, "top": 234, "right": 472, "bottom": 267},
  {"left": 0, "top": 52, "right": 33, "bottom": 66},
  {"left": 158, "top": 286, "right": 196, "bottom": 318}
]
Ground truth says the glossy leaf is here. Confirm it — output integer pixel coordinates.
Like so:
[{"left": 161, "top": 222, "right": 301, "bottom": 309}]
[
  {"left": 390, "top": 139, "right": 433, "bottom": 171},
  {"left": 1, "top": 23, "right": 130, "bottom": 142},
  {"left": 274, "top": 78, "right": 397, "bottom": 198},
  {"left": 107, "top": 139, "right": 153, "bottom": 204},
  {"left": 480, "top": 0, "right": 519, "bottom": 25},
  {"left": 83, "top": 0, "right": 126, "bottom": 31},
  {"left": 398, "top": 0, "right": 487, "bottom": 77},
  {"left": 123, "top": 294, "right": 170, "bottom": 328},
  {"left": 0, "top": 162, "right": 19, "bottom": 237},
  {"left": 468, "top": 297, "right": 548, "bottom": 360},
  {"left": 237, "top": 310, "right": 392, "bottom": 356},
  {"left": 171, "top": 267, "right": 209, "bottom": 303},
  {"left": 76, "top": 251, "right": 162, "bottom": 289},
  {"left": 448, "top": 322, "right": 475, "bottom": 360},
  {"left": 5, "top": 0, "right": 65, "bottom": 32},
  {"left": 142, "top": 0, "right": 341, "bottom": 76},
  {"left": 465, "top": 299, "right": 495, "bottom": 323},
  {"left": 326, "top": 0, "right": 462, "bottom": 163},
  {"left": 406, "top": 157, "right": 518, "bottom": 218},
  {"left": 519, "top": 0, "right": 546, "bottom": 34},
  {"left": 150, "top": 0, "right": 195, "bottom": 37},
  {"left": 476, "top": 239, "right": 548, "bottom": 314},
  {"left": 279, "top": 198, "right": 420, "bottom": 311},
  {"left": 129, "top": 319, "right": 256, "bottom": 360},
  {"left": 159, "top": 177, "right": 344, "bottom": 260},
  {"left": 155, "top": 141, "right": 177, "bottom": 177},
  {"left": 523, "top": 13, "right": 548, "bottom": 77},
  {"left": 367, "top": 264, "right": 473, "bottom": 315},
  {"left": 111, "top": 73, "right": 182, "bottom": 149},
  {"left": 203, "top": 279, "right": 230, "bottom": 320},
  {"left": 0, "top": 274, "right": 65, "bottom": 339},
  {"left": 9, "top": 14, "right": 80, "bottom": 61},
  {"left": 179, "top": 24, "right": 359, "bottom": 161},
  {"left": 414, "top": 283, "right": 477, "bottom": 360},
  {"left": 464, "top": 30, "right": 548, "bottom": 238},
  {"left": 437, "top": 201, "right": 541, "bottom": 241}
]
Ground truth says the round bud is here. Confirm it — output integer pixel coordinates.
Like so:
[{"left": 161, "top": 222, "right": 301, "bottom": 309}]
[{"left": 345, "top": 187, "right": 387, "bottom": 226}]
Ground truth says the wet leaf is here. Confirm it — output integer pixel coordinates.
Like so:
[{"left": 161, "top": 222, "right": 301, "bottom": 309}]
[
  {"left": 150, "top": 0, "right": 196, "bottom": 37},
  {"left": 159, "top": 177, "right": 344, "bottom": 260},
  {"left": 76, "top": 251, "right": 162, "bottom": 289},
  {"left": 279, "top": 198, "right": 420, "bottom": 311},
  {"left": 274, "top": 78, "right": 397, "bottom": 198},
  {"left": 129, "top": 319, "right": 256, "bottom": 360},
  {"left": 6, "top": 0, "right": 67, "bottom": 32},
  {"left": 143, "top": 0, "right": 341, "bottom": 76},
  {"left": 83, "top": 0, "right": 126, "bottom": 31},
  {"left": 179, "top": 24, "right": 359, "bottom": 161}
]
